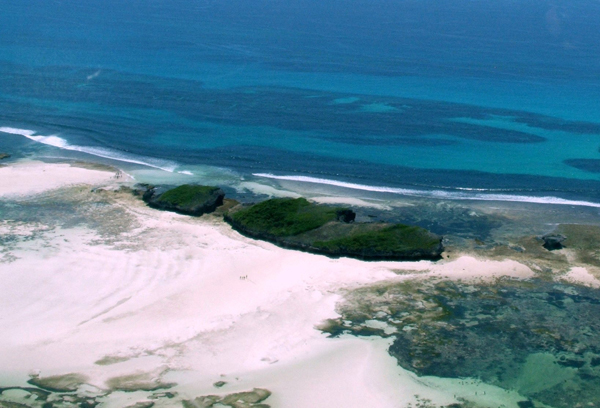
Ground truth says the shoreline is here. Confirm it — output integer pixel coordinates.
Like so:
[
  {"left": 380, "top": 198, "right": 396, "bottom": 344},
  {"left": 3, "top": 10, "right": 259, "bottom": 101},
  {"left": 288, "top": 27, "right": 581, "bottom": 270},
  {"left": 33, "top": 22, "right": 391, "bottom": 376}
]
[
  {"left": 1, "top": 159, "right": 600, "bottom": 408},
  {"left": 5, "top": 122, "right": 600, "bottom": 210}
]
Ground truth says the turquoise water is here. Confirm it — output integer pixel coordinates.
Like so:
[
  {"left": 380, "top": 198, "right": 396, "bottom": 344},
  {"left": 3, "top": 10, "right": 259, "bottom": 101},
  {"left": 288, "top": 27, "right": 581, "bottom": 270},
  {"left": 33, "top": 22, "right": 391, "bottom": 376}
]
[
  {"left": 1, "top": 0, "right": 600, "bottom": 204},
  {"left": 3, "top": 2, "right": 600, "bottom": 406}
]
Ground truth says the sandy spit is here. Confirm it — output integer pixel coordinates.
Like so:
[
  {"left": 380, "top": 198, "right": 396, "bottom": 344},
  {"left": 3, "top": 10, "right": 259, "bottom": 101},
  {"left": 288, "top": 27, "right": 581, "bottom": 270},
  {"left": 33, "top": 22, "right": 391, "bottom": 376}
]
[
  {"left": 0, "top": 161, "right": 533, "bottom": 408},
  {"left": 0, "top": 160, "right": 129, "bottom": 197}
]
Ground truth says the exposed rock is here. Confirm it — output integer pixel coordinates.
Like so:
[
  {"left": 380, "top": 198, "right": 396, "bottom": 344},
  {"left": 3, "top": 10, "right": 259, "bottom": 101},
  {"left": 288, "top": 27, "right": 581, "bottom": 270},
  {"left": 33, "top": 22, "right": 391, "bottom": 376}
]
[
  {"left": 123, "top": 402, "right": 155, "bottom": 408},
  {"left": 0, "top": 153, "right": 10, "bottom": 160},
  {"left": 141, "top": 184, "right": 225, "bottom": 216},
  {"left": 106, "top": 373, "right": 175, "bottom": 392},
  {"left": 221, "top": 388, "right": 271, "bottom": 405},
  {"left": 0, "top": 401, "right": 32, "bottom": 408},
  {"left": 542, "top": 233, "right": 566, "bottom": 250},
  {"left": 0, "top": 386, "right": 50, "bottom": 401},
  {"left": 183, "top": 388, "right": 271, "bottom": 408},
  {"left": 213, "top": 381, "right": 227, "bottom": 388},
  {"left": 148, "top": 392, "right": 177, "bottom": 399},
  {"left": 27, "top": 373, "right": 87, "bottom": 393},
  {"left": 79, "top": 400, "right": 99, "bottom": 408},
  {"left": 225, "top": 198, "right": 443, "bottom": 261},
  {"left": 182, "top": 395, "right": 220, "bottom": 408},
  {"left": 336, "top": 208, "right": 356, "bottom": 223}
]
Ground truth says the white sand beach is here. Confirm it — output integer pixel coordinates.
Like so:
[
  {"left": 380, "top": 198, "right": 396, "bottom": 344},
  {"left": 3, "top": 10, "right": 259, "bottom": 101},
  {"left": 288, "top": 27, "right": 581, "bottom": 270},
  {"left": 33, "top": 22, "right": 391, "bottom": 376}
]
[
  {"left": 0, "top": 160, "right": 125, "bottom": 197},
  {"left": 0, "top": 161, "right": 554, "bottom": 407}
]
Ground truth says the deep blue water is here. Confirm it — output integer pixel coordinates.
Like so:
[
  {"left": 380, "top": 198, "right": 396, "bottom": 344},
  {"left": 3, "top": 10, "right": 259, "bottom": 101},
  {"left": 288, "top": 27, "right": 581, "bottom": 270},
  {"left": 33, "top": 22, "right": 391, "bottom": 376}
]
[{"left": 1, "top": 0, "right": 600, "bottom": 204}]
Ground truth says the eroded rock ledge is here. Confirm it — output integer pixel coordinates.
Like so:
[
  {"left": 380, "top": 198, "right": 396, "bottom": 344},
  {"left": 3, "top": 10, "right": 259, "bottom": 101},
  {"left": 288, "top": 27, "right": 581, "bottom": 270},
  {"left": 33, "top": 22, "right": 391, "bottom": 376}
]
[
  {"left": 140, "top": 184, "right": 225, "bottom": 216},
  {"left": 135, "top": 185, "right": 443, "bottom": 261},
  {"left": 225, "top": 197, "right": 443, "bottom": 261}
]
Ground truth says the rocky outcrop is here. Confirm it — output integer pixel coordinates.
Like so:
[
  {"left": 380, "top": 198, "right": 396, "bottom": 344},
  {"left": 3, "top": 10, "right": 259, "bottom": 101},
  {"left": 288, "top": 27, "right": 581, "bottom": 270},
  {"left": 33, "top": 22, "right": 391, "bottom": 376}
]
[
  {"left": 225, "top": 198, "right": 443, "bottom": 261},
  {"left": 336, "top": 208, "right": 356, "bottom": 223},
  {"left": 140, "top": 184, "right": 225, "bottom": 216},
  {"left": 27, "top": 373, "right": 87, "bottom": 393},
  {"left": 0, "top": 152, "right": 10, "bottom": 160},
  {"left": 542, "top": 233, "right": 566, "bottom": 250},
  {"left": 183, "top": 388, "right": 272, "bottom": 408}
]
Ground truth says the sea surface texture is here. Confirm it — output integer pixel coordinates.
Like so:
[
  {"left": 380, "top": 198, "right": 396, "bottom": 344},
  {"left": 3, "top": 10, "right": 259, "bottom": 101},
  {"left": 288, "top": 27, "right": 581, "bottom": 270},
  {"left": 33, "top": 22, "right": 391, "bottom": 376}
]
[{"left": 1, "top": 0, "right": 600, "bottom": 205}]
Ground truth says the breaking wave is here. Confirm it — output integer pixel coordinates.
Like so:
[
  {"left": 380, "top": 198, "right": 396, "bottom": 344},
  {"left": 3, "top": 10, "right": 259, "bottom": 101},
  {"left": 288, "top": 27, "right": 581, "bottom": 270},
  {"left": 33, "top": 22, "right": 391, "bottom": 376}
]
[
  {"left": 254, "top": 173, "right": 600, "bottom": 208},
  {"left": 0, "top": 127, "right": 178, "bottom": 172}
]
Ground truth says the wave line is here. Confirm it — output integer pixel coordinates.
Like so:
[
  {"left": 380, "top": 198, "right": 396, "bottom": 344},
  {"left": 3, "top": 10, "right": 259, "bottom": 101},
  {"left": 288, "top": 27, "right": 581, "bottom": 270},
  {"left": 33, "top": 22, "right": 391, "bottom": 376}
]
[
  {"left": 253, "top": 173, "right": 600, "bottom": 208},
  {"left": 0, "top": 126, "right": 177, "bottom": 172}
]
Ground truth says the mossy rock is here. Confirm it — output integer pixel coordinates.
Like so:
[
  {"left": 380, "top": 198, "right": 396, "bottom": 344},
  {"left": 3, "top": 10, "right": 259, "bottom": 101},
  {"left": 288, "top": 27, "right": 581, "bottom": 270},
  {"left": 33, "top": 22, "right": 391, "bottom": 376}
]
[
  {"left": 312, "top": 224, "right": 443, "bottom": 260},
  {"left": 225, "top": 198, "right": 442, "bottom": 261},
  {"left": 226, "top": 197, "right": 345, "bottom": 237},
  {"left": 143, "top": 184, "right": 225, "bottom": 216}
]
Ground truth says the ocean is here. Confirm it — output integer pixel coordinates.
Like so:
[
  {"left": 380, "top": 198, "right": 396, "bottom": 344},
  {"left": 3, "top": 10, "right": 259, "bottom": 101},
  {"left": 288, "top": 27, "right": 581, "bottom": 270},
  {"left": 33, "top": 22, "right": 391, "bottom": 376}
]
[
  {"left": 1, "top": 0, "right": 600, "bottom": 206},
  {"left": 3, "top": 2, "right": 600, "bottom": 406}
]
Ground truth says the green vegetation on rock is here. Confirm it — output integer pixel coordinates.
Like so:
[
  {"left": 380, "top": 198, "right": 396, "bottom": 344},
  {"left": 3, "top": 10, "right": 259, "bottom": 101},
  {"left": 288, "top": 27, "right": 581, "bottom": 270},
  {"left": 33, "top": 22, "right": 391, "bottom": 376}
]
[
  {"left": 313, "top": 224, "right": 442, "bottom": 255},
  {"left": 226, "top": 197, "right": 443, "bottom": 260},
  {"left": 142, "top": 184, "right": 225, "bottom": 216},
  {"left": 229, "top": 197, "right": 340, "bottom": 237},
  {"left": 156, "top": 185, "right": 221, "bottom": 207}
]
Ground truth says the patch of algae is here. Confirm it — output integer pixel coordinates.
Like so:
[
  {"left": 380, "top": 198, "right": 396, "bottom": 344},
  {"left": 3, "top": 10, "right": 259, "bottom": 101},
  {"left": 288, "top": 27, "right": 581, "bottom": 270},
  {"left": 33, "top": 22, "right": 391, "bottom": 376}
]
[{"left": 319, "top": 277, "right": 600, "bottom": 408}]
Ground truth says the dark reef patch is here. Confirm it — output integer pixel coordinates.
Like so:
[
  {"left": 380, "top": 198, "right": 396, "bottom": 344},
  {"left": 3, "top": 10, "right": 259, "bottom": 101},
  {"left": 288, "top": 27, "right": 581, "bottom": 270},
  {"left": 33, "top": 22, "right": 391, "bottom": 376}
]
[
  {"left": 320, "top": 278, "right": 600, "bottom": 407},
  {"left": 2, "top": 64, "right": 598, "bottom": 151},
  {"left": 4, "top": 62, "right": 600, "bottom": 205},
  {"left": 564, "top": 158, "right": 600, "bottom": 174}
]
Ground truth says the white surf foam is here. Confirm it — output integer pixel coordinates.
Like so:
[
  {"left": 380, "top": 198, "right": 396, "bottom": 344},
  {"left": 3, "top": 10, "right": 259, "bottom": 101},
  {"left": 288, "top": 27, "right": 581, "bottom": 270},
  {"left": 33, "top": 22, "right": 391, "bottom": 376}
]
[
  {"left": 87, "top": 70, "right": 101, "bottom": 81},
  {"left": 0, "top": 127, "right": 36, "bottom": 137},
  {"left": 254, "top": 173, "right": 600, "bottom": 208},
  {"left": 1, "top": 126, "right": 178, "bottom": 172}
]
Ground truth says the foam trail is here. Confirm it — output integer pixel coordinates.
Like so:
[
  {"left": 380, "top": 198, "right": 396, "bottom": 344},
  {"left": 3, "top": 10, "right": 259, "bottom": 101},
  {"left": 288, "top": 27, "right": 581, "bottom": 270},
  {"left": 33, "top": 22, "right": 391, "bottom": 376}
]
[
  {"left": 1, "top": 127, "right": 177, "bottom": 172},
  {"left": 254, "top": 173, "right": 600, "bottom": 208}
]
